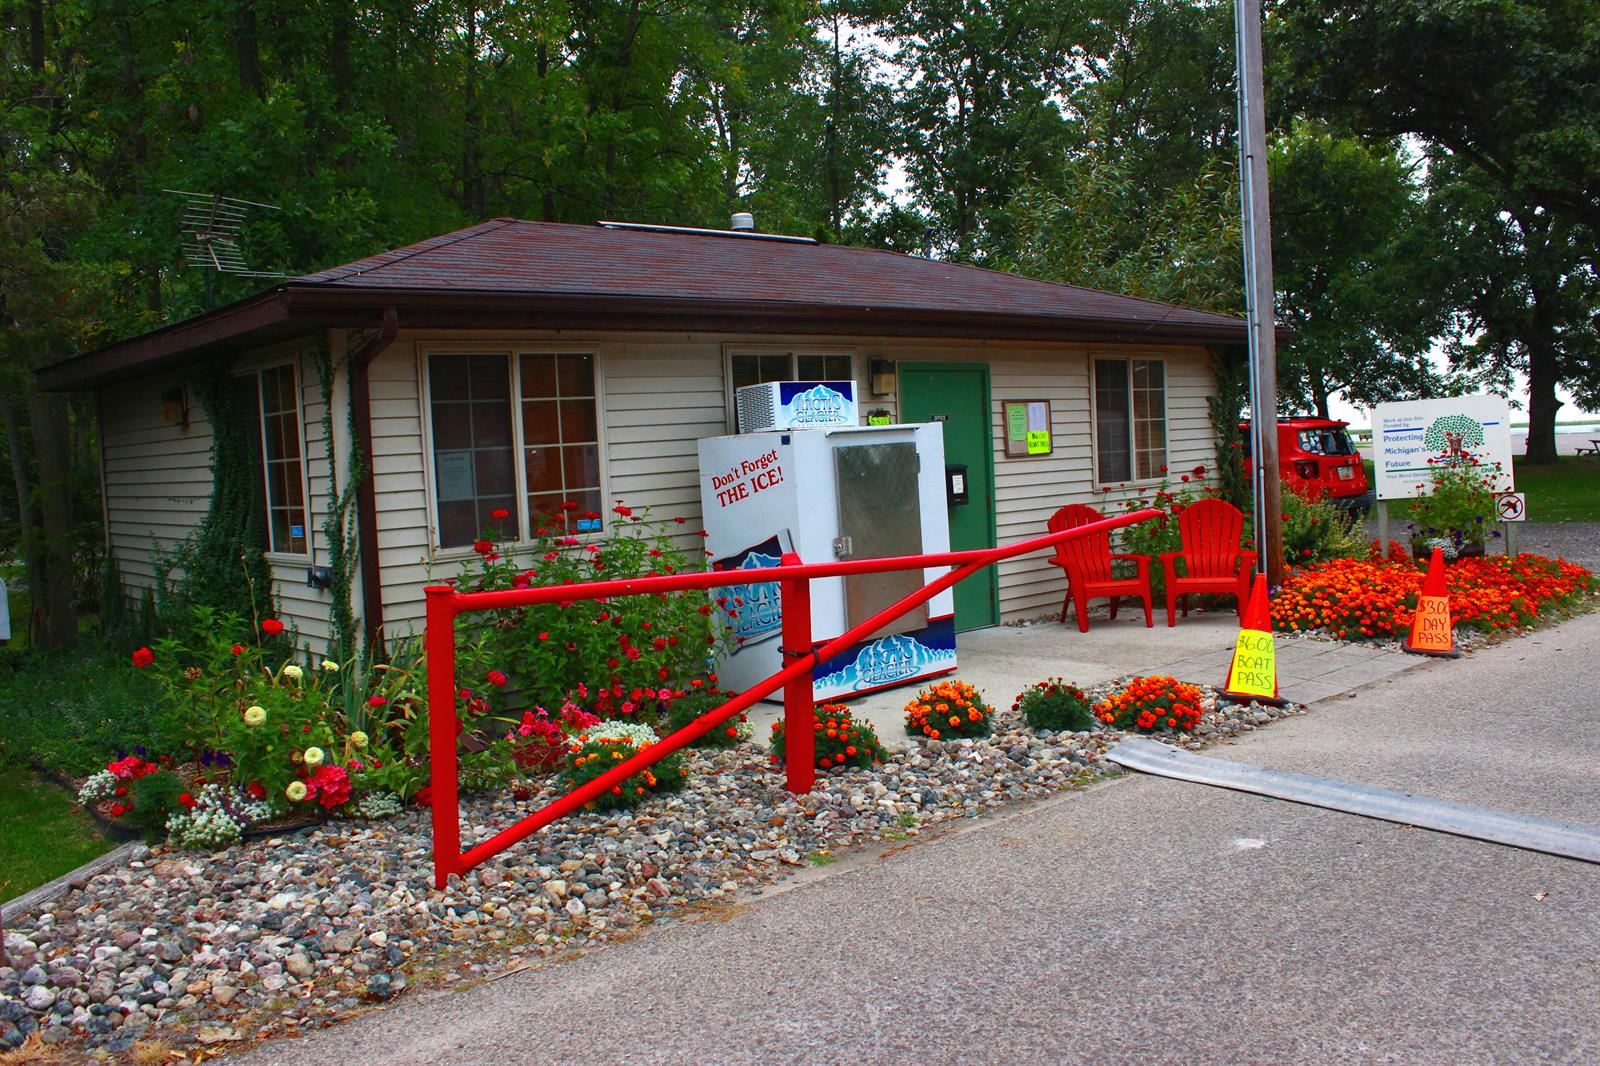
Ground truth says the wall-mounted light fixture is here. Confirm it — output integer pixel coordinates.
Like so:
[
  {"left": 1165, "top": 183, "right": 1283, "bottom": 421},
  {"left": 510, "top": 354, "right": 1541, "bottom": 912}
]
[
  {"left": 160, "top": 385, "right": 188, "bottom": 427},
  {"left": 869, "top": 357, "right": 897, "bottom": 397}
]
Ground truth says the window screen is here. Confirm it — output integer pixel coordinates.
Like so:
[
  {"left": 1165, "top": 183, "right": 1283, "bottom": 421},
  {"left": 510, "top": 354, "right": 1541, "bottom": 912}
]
[{"left": 429, "top": 354, "right": 517, "bottom": 548}]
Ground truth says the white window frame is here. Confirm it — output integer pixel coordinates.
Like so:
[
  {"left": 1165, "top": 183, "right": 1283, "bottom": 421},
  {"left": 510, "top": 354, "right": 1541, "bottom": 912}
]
[
  {"left": 238, "top": 358, "right": 313, "bottom": 561},
  {"left": 722, "top": 345, "right": 858, "bottom": 430},
  {"left": 419, "top": 345, "right": 609, "bottom": 556},
  {"left": 1089, "top": 353, "right": 1170, "bottom": 487}
]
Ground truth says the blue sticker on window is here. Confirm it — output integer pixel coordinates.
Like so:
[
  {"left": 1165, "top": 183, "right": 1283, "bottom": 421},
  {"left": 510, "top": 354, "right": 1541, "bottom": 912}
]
[
  {"left": 290, "top": 525, "right": 305, "bottom": 538},
  {"left": 576, "top": 518, "right": 601, "bottom": 532}
]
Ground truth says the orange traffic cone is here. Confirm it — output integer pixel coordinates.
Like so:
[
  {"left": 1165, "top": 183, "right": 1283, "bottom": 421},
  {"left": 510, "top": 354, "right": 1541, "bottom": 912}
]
[
  {"left": 1403, "top": 547, "right": 1461, "bottom": 658},
  {"left": 1220, "top": 573, "right": 1287, "bottom": 705}
]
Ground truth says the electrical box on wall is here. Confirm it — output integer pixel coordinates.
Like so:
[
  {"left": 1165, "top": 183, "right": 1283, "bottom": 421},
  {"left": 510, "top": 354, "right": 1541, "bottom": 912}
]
[{"left": 946, "top": 464, "right": 970, "bottom": 506}]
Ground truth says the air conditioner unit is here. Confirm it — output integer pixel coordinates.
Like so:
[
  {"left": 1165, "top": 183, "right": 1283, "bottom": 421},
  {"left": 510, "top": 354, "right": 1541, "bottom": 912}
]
[{"left": 736, "top": 381, "right": 858, "bottom": 432}]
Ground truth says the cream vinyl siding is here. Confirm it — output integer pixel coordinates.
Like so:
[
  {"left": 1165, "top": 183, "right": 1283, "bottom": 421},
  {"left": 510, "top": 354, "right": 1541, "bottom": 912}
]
[
  {"left": 363, "top": 330, "right": 1217, "bottom": 633},
  {"left": 99, "top": 346, "right": 338, "bottom": 648}
]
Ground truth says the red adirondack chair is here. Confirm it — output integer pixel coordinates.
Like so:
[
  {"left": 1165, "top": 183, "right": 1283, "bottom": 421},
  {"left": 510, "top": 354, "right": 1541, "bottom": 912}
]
[
  {"left": 1046, "top": 504, "right": 1154, "bottom": 633},
  {"left": 1159, "top": 497, "right": 1257, "bottom": 626}
]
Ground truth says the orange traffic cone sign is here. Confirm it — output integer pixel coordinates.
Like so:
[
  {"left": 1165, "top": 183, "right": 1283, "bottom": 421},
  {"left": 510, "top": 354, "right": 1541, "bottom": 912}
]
[
  {"left": 1403, "top": 547, "right": 1461, "bottom": 658},
  {"left": 1220, "top": 573, "right": 1287, "bottom": 705}
]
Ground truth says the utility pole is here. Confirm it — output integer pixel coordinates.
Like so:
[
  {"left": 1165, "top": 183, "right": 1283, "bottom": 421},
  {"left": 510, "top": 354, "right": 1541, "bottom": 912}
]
[{"left": 1234, "top": 0, "right": 1285, "bottom": 586}]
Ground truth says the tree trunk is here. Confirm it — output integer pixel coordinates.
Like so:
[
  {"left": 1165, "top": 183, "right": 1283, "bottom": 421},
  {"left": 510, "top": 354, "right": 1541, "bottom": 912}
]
[
  {"left": 1523, "top": 335, "right": 1563, "bottom": 465},
  {"left": 29, "top": 389, "right": 76, "bottom": 647},
  {"left": 1, "top": 394, "right": 45, "bottom": 639},
  {"left": 233, "top": 0, "right": 265, "bottom": 98}
]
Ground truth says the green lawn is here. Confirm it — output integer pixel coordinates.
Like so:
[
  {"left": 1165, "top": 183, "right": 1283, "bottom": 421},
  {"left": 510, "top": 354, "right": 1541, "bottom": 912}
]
[
  {"left": 0, "top": 771, "right": 117, "bottom": 903},
  {"left": 1361, "top": 457, "right": 1600, "bottom": 522},
  {"left": 1510, "top": 456, "right": 1600, "bottom": 522}
]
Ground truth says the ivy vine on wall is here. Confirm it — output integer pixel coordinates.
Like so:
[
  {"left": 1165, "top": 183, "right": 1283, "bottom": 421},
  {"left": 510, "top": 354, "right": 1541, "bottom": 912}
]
[{"left": 155, "top": 360, "right": 275, "bottom": 627}]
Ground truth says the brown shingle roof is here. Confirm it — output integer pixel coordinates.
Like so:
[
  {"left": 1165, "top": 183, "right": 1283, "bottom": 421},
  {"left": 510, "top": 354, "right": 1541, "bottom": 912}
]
[
  {"left": 40, "top": 218, "right": 1247, "bottom": 390},
  {"left": 297, "top": 218, "right": 1243, "bottom": 334}
]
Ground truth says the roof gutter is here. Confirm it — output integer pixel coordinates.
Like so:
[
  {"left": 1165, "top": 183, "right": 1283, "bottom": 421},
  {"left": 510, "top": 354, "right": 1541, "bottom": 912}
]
[{"left": 347, "top": 308, "right": 399, "bottom": 656}]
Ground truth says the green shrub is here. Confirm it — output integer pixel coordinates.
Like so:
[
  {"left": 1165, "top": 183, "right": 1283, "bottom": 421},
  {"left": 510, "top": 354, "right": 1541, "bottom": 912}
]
[
  {"left": 768, "top": 703, "right": 886, "bottom": 771},
  {"left": 661, "top": 681, "right": 747, "bottom": 749},
  {"left": 128, "top": 769, "right": 186, "bottom": 841},
  {"left": 1283, "top": 483, "right": 1366, "bottom": 567},
  {"left": 561, "top": 722, "right": 688, "bottom": 810},
  {"left": 1013, "top": 678, "right": 1093, "bottom": 731},
  {"left": 0, "top": 644, "right": 171, "bottom": 776}
]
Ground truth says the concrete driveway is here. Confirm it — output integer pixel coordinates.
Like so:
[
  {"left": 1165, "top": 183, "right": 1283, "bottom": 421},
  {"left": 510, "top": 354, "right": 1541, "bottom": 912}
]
[{"left": 235, "top": 610, "right": 1600, "bottom": 1065}]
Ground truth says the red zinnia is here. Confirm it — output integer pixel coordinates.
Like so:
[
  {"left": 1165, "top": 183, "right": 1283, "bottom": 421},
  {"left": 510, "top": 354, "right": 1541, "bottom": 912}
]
[
  {"left": 178, "top": 792, "right": 196, "bottom": 809},
  {"left": 490, "top": 508, "right": 511, "bottom": 520},
  {"left": 472, "top": 539, "right": 493, "bottom": 555},
  {"left": 130, "top": 646, "right": 155, "bottom": 669},
  {"left": 368, "top": 695, "right": 387, "bottom": 708},
  {"left": 261, "top": 618, "right": 285, "bottom": 637},
  {"left": 487, "top": 670, "right": 509, "bottom": 687}
]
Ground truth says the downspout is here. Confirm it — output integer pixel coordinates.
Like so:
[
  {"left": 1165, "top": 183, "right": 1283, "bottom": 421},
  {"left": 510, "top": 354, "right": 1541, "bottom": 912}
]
[{"left": 349, "top": 308, "right": 399, "bottom": 655}]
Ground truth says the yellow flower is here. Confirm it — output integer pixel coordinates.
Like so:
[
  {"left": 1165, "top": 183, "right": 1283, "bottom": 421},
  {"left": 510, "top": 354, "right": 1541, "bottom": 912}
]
[
  {"left": 282, "top": 664, "right": 304, "bottom": 681},
  {"left": 243, "top": 705, "right": 267, "bottom": 727},
  {"left": 320, "top": 659, "right": 340, "bottom": 672},
  {"left": 349, "top": 730, "right": 369, "bottom": 749},
  {"left": 286, "top": 780, "right": 308, "bottom": 801},
  {"left": 303, "top": 746, "right": 325, "bottom": 767}
]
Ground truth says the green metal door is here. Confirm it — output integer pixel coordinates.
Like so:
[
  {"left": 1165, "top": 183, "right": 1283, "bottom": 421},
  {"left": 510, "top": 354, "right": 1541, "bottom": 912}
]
[{"left": 898, "top": 364, "right": 999, "bottom": 630}]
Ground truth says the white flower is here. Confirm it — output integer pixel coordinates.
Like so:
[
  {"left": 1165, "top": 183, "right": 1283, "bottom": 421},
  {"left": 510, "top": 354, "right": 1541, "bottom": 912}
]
[
  {"left": 282, "top": 664, "right": 304, "bottom": 681},
  {"left": 320, "top": 659, "right": 339, "bottom": 672},
  {"left": 286, "top": 780, "right": 308, "bottom": 801},
  {"left": 303, "top": 746, "right": 325, "bottom": 767},
  {"left": 77, "top": 770, "right": 118, "bottom": 805},
  {"left": 584, "top": 721, "right": 660, "bottom": 747},
  {"left": 349, "top": 731, "right": 369, "bottom": 749},
  {"left": 243, "top": 705, "right": 267, "bottom": 727}
]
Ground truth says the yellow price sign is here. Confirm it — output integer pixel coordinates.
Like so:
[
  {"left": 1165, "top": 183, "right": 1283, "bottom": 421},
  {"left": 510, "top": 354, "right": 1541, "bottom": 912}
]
[
  {"left": 1026, "top": 430, "right": 1050, "bottom": 455},
  {"left": 1227, "top": 628, "right": 1276, "bottom": 698}
]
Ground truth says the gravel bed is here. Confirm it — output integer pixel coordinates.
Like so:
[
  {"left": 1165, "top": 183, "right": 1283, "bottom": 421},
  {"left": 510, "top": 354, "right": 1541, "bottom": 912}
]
[{"left": 0, "top": 689, "right": 1300, "bottom": 1059}]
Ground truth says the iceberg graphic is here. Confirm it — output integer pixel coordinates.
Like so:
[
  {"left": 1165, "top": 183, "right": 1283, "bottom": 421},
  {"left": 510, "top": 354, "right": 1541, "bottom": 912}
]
[
  {"left": 815, "top": 632, "right": 956, "bottom": 694},
  {"left": 724, "top": 551, "right": 783, "bottom": 643},
  {"left": 782, "top": 384, "right": 848, "bottom": 426}
]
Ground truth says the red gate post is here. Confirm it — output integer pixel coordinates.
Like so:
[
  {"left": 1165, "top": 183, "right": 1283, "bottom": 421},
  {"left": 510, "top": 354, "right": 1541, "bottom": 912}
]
[
  {"left": 425, "top": 585, "right": 463, "bottom": 887},
  {"left": 778, "top": 553, "right": 815, "bottom": 793}
]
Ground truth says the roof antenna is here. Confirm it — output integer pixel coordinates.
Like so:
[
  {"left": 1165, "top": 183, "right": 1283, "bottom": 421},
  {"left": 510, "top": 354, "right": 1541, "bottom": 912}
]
[{"left": 165, "top": 190, "right": 287, "bottom": 309}]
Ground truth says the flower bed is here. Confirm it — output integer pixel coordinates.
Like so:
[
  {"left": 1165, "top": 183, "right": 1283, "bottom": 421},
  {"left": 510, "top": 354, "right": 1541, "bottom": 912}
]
[
  {"left": 0, "top": 679, "right": 1298, "bottom": 1058},
  {"left": 904, "top": 680, "right": 994, "bottom": 740},
  {"left": 1271, "top": 552, "right": 1593, "bottom": 639}
]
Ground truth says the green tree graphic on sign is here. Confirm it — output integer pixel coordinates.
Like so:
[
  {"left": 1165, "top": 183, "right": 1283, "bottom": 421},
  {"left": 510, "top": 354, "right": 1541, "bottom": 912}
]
[{"left": 1424, "top": 414, "right": 1484, "bottom": 459}]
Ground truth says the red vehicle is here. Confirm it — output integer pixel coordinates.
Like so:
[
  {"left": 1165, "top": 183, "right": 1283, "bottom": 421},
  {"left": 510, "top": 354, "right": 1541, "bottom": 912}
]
[{"left": 1240, "top": 417, "right": 1373, "bottom": 510}]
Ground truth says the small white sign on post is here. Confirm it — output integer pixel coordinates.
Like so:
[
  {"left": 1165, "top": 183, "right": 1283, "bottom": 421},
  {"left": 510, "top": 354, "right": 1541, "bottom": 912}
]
[
  {"left": 1495, "top": 492, "right": 1527, "bottom": 522},
  {"left": 1371, "top": 394, "right": 1516, "bottom": 501}
]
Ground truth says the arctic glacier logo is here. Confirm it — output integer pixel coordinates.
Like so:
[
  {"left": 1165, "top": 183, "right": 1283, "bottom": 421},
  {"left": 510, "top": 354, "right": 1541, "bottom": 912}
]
[
  {"left": 725, "top": 551, "right": 782, "bottom": 643},
  {"left": 782, "top": 384, "right": 848, "bottom": 426},
  {"left": 815, "top": 633, "right": 955, "bottom": 692}
]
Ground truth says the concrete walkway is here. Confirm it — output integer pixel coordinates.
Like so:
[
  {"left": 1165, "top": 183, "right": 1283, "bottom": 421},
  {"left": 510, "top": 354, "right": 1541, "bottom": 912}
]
[
  {"left": 236, "top": 611, "right": 1600, "bottom": 1065},
  {"left": 749, "top": 610, "right": 1422, "bottom": 742}
]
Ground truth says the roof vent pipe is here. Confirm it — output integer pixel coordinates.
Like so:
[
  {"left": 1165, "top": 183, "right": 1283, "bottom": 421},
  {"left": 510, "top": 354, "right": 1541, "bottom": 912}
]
[{"left": 730, "top": 212, "right": 755, "bottom": 232}]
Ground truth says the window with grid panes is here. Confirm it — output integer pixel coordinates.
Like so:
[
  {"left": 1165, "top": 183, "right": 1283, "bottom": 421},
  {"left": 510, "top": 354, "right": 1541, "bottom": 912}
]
[
  {"left": 427, "top": 352, "right": 602, "bottom": 548},
  {"left": 1093, "top": 357, "right": 1167, "bottom": 483},
  {"left": 728, "top": 351, "right": 853, "bottom": 429},
  {"left": 520, "top": 352, "right": 601, "bottom": 527},
  {"left": 233, "top": 364, "right": 308, "bottom": 555}
]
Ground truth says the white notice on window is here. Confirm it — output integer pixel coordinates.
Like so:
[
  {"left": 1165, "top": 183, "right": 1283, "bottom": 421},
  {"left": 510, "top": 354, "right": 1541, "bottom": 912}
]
[{"left": 436, "top": 451, "right": 476, "bottom": 502}]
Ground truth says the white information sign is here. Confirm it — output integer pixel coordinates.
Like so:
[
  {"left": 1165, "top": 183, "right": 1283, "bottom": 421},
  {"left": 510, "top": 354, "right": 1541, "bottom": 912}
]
[{"left": 1370, "top": 395, "right": 1515, "bottom": 500}]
